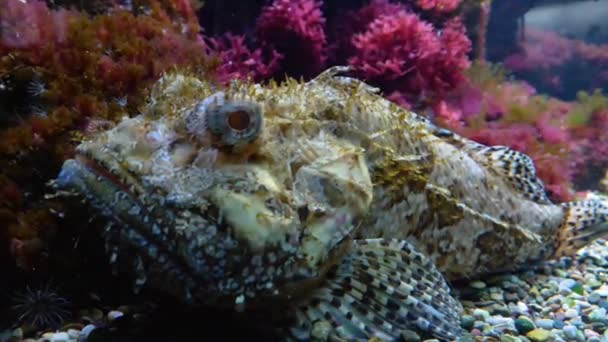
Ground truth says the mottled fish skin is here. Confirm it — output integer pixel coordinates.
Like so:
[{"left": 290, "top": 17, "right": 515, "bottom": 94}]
[{"left": 54, "top": 67, "right": 608, "bottom": 340}]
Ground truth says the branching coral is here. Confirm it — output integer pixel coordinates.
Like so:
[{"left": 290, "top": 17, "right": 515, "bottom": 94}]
[
  {"left": 415, "top": 0, "right": 463, "bottom": 14},
  {"left": 255, "top": 0, "right": 327, "bottom": 78},
  {"left": 348, "top": 10, "right": 471, "bottom": 102},
  {"left": 203, "top": 33, "right": 283, "bottom": 85}
]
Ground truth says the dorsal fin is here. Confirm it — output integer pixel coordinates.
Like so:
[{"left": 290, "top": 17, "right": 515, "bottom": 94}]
[
  {"left": 466, "top": 143, "right": 551, "bottom": 204},
  {"left": 428, "top": 123, "right": 552, "bottom": 205},
  {"left": 408, "top": 112, "right": 552, "bottom": 204}
]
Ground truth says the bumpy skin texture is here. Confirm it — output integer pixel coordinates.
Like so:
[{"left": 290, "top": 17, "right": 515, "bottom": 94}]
[{"left": 55, "top": 67, "right": 607, "bottom": 339}]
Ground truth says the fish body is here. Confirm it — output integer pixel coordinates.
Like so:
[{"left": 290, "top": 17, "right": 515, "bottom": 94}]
[{"left": 54, "top": 67, "right": 608, "bottom": 340}]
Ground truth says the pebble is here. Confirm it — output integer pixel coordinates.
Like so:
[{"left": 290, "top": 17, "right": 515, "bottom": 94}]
[
  {"left": 589, "top": 291, "right": 602, "bottom": 304},
  {"left": 473, "top": 309, "right": 490, "bottom": 321},
  {"left": 562, "top": 325, "right": 578, "bottom": 339},
  {"left": 589, "top": 308, "right": 607, "bottom": 322},
  {"left": 515, "top": 317, "right": 535, "bottom": 334},
  {"left": 564, "top": 308, "right": 579, "bottom": 319},
  {"left": 49, "top": 332, "right": 69, "bottom": 342},
  {"left": 80, "top": 324, "right": 96, "bottom": 339},
  {"left": 40, "top": 332, "right": 55, "bottom": 341},
  {"left": 310, "top": 320, "right": 332, "bottom": 341},
  {"left": 470, "top": 280, "right": 487, "bottom": 289},
  {"left": 500, "top": 335, "right": 522, "bottom": 342},
  {"left": 11, "top": 328, "right": 23, "bottom": 339},
  {"left": 540, "top": 288, "right": 555, "bottom": 298},
  {"left": 534, "top": 319, "right": 554, "bottom": 330},
  {"left": 66, "top": 329, "right": 80, "bottom": 339},
  {"left": 559, "top": 279, "right": 576, "bottom": 295},
  {"left": 107, "top": 310, "right": 124, "bottom": 321},
  {"left": 526, "top": 328, "right": 551, "bottom": 342},
  {"left": 461, "top": 315, "right": 475, "bottom": 329}
]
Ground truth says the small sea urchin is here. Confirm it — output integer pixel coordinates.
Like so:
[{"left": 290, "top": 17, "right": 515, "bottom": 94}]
[{"left": 12, "top": 282, "right": 71, "bottom": 329}]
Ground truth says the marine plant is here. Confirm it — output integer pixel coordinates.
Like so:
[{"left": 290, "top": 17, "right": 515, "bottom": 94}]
[
  {"left": 0, "top": 0, "right": 213, "bottom": 271},
  {"left": 503, "top": 29, "right": 608, "bottom": 100}
]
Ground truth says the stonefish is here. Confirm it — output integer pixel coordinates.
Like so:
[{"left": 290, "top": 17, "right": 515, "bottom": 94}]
[{"left": 54, "top": 67, "right": 608, "bottom": 340}]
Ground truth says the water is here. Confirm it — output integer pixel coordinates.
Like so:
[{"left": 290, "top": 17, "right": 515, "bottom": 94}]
[{"left": 0, "top": 0, "right": 607, "bottom": 341}]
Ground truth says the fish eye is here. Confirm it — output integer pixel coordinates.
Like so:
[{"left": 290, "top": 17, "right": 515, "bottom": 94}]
[{"left": 206, "top": 101, "right": 263, "bottom": 146}]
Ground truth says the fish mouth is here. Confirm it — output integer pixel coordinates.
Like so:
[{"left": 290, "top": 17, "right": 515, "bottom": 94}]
[
  {"left": 55, "top": 155, "right": 209, "bottom": 298},
  {"left": 74, "top": 154, "right": 136, "bottom": 196}
]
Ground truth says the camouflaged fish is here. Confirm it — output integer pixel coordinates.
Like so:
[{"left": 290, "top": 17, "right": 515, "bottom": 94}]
[{"left": 53, "top": 66, "right": 608, "bottom": 341}]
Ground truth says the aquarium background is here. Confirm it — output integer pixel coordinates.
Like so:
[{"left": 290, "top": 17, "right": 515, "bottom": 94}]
[{"left": 1, "top": 0, "right": 608, "bottom": 341}]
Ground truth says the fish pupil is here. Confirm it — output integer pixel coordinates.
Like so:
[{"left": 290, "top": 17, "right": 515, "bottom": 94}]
[{"left": 227, "top": 111, "right": 250, "bottom": 131}]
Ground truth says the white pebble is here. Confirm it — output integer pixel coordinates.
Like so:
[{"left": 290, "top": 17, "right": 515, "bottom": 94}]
[
  {"left": 80, "top": 324, "right": 96, "bottom": 339},
  {"left": 67, "top": 329, "right": 80, "bottom": 339},
  {"left": 564, "top": 308, "right": 579, "bottom": 319},
  {"left": 517, "top": 302, "right": 529, "bottom": 313},
  {"left": 107, "top": 310, "right": 124, "bottom": 321},
  {"left": 50, "top": 332, "right": 69, "bottom": 342}
]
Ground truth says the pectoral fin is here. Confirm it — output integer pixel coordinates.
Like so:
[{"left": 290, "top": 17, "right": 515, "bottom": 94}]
[{"left": 289, "top": 238, "right": 463, "bottom": 341}]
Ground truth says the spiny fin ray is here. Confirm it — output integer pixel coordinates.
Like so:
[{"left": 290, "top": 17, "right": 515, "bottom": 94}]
[{"left": 289, "top": 239, "right": 463, "bottom": 341}]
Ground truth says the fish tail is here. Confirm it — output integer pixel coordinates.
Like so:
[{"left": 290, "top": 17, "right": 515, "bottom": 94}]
[
  {"left": 553, "top": 198, "right": 608, "bottom": 258},
  {"left": 288, "top": 238, "right": 463, "bottom": 341}
]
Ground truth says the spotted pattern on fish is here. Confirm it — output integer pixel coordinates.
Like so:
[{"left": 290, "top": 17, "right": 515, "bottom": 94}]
[{"left": 53, "top": 67, "right": 608, "bottom": 341}]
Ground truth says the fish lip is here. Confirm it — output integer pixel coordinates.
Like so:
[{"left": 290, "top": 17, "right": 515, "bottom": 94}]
[{"left": 73, "top": 154, "right": 136, "bottom": 196}]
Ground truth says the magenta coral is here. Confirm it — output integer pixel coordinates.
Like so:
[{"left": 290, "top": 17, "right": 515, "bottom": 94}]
[
  {"left": 255, "top": 0, "right": 327, "bottom": 78},
  {"left": 348, "top": 10, "right": 470, "bottom": 102},
  {"left": 416, "top": 0, "right": 463, "bottom": 14},
  {"left": 204, "top": 33, "right": 282, "bottom": 85},
  {"left": 328, "top": 0, "right": 407, "bottom": 64}
]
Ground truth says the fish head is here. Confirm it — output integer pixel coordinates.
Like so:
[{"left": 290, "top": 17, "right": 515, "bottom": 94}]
[{"left": 54, "top": 73, "right": 373, "bottom": 308}]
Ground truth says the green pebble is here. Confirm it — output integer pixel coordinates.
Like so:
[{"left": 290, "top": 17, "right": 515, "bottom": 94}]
[
  {"left": 571, "top": 283, "right": 585, "bottom": 295},
  {"left": 529, "top": 286, "right": 540, "bottom": 297},
  {"left": 473, "top": 309, "right": 490, "bottom": 321},
  {"left": 526, "top": 328, "right": 552, "bottom": 342},
  {"left": 576, "top": 329, "right": 585, "bottom": 342},
  {"left": 515, "top": 317, "right": 536, "bottom": 334},
  {"left": 461, "top": 315, "right": 475, "bottom": 330}
]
